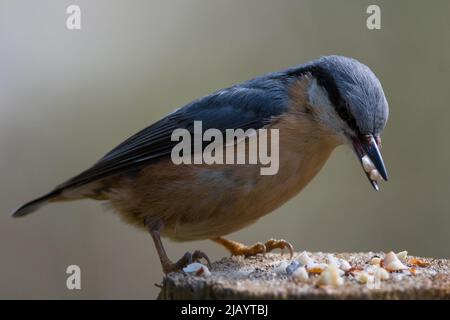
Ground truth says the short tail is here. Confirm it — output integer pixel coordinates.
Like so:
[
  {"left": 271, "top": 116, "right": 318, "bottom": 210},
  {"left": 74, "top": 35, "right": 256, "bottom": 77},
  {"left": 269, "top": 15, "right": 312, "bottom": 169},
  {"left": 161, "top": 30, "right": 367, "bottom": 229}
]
[{"left": 11, "top": 190, "right": 62, "bottom": 218}]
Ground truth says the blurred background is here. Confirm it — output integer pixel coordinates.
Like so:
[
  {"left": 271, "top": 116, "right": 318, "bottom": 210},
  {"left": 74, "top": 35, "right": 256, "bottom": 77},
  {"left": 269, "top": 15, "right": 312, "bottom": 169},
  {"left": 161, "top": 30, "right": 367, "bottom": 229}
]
[{"left": 1, "top": 0, "right": 449, "bottom": 299}]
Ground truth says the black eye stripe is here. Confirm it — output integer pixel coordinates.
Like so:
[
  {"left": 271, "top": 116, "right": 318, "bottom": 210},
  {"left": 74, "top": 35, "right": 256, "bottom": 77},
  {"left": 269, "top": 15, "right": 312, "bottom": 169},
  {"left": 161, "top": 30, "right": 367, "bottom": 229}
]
[{"left": 287, "top": 65, "right": 361, "bottom": 136}]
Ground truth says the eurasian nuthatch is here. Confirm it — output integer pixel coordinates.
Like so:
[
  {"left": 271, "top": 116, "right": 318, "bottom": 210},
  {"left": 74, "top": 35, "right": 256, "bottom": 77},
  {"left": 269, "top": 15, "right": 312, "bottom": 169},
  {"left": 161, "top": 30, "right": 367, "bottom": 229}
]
[{"left": 12, "top": 56, "right": 389, "bottom": 274}]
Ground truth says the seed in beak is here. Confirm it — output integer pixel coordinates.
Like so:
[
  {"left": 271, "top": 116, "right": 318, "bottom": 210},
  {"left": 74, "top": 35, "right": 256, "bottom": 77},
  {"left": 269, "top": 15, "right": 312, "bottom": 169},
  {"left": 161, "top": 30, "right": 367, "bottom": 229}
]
[
  {"left": 361, "top": 155, "right": 383, "bottom": 182},
  {"left": 370, "top": 169, "right": 382, "bottom": 181},
  {"left": 361, "top": 155, "right": 375, "bottom": 173}
]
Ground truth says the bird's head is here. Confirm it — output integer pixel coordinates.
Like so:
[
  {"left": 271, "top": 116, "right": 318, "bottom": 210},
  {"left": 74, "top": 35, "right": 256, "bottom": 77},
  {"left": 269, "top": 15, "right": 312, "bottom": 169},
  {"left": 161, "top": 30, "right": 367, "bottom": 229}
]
[{"left": 298, "top": 55, "right": 389, "bottom": 190}]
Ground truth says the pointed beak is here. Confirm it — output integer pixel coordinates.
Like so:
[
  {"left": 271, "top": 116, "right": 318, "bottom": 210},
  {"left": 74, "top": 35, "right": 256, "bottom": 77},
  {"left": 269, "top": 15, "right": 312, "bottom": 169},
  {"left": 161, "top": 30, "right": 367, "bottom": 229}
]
[{"left": 352, "top": 135, "right": 388, "bottom": 191}]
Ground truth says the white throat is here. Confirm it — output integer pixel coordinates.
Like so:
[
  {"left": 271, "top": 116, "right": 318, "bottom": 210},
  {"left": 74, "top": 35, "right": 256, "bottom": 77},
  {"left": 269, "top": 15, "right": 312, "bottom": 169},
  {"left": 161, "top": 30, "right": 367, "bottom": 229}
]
[{"left": 307, "top": 77, "right": 349, "bottom": 143}]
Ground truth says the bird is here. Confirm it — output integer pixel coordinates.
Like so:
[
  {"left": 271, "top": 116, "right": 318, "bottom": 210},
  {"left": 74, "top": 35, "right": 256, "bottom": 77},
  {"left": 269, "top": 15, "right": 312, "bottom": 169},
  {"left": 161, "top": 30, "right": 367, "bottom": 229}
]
[{"left": 11, "top": 55, "right": 389, "bottom": 274}]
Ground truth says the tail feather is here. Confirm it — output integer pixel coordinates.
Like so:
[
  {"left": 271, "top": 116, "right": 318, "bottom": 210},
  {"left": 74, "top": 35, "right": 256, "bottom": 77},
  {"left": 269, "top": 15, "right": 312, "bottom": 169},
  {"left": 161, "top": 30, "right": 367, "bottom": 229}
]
[{"left": 11, "top": 191, "right": 61, "bottom": 218}]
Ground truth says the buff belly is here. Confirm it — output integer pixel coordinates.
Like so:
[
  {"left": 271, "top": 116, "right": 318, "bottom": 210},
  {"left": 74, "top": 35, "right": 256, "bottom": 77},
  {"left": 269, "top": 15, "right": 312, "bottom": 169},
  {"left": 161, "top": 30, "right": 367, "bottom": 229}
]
[
  {"left": 106, "top": 141, "right": 335, "bottom": 241},
  {"left": 106, "top": 95, "right": 339, "bottom": 241}
]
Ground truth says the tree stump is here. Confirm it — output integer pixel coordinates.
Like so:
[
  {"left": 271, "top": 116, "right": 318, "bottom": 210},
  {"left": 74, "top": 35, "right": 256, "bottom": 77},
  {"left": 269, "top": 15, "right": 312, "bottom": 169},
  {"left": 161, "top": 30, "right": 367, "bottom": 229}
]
[{"left": 158, "top": 252, "right": 450, "bottom": 299}]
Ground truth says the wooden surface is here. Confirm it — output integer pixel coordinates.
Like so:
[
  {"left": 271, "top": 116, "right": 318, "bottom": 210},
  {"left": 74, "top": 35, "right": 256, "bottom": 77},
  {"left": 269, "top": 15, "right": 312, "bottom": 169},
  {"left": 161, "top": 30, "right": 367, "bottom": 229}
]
[{"left": 158, "top": 252, "right": 450, "bottom": 299}]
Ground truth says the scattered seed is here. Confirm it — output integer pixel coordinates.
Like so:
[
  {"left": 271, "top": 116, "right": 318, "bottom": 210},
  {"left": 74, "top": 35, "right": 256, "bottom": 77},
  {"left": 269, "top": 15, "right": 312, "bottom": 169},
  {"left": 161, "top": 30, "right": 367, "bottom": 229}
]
[
  {"left": 316, "top": 264, "right": 344, "bottom": 286},
  {"left": 355, "top": 271, "right": 373, "bottom": 284},
  {"left": 374, "top": 266, "right": 390, "bottom": 281},
  {"left": 382, "top": 251, "right": 408, "bottom": 272},
  {"left": 297, "top": 251, "right": 313, "bottom": 265},
  {"left": 183, "top": 262, "right": 211, "bottom": 277},
  {"left": 370, "top": 257, "right": 382, "bottom": 266},
  {"left": 274, "top": 261, "right": 290, "bottom": 274},
  {"left": 286, "top": 260, "right": 301, "bottom": 275},
  {"left": 408, "top": 257, "right": 430, "bottom": 267},
  {"left": 339, "top": 259, "right": 352, "bottom": 272},
  {"left": 292, "top": 266, "right": 309, "bottom": 281},
  {"left": 307, "top": 263, "right": 328, "bottom": 274},
  {"left": 397, "top": 251, "right": 408, "bottom": 262}
]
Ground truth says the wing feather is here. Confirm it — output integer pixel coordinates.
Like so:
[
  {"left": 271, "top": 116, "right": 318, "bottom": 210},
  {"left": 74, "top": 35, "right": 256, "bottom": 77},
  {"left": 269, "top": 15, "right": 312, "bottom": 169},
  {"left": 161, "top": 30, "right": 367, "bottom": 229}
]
[{"left": 55, "top": 80, "right": 290, "bottom": 192}]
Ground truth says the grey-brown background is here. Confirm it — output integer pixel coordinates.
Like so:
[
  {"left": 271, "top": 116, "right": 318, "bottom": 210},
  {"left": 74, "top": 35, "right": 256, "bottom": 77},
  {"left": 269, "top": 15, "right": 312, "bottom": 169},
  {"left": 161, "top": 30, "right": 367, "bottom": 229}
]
[{"left": 1, "top": 0, "right": 449, "bottom": 299}]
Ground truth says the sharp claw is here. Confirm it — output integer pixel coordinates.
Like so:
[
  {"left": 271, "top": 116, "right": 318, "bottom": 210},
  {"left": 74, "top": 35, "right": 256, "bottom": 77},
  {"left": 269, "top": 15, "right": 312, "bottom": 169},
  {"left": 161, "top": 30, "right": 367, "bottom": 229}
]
[
  {"left": 192, "top": 250, "right": 212, "bottom": 268},
  {"left": 264, "top": 239, "right": 294, "bottom": 259},
  {"left": 259, "top": 243, "right": 267, "bottom": 257},
  {"left": 175, "top": 252, "right": 193, "bottom": 270},
  {"left": 286, "top": 242, "right": 294, "bottom": 260},
  {"left": 172, "top": 250, "right": 213, "bottom": 274}
]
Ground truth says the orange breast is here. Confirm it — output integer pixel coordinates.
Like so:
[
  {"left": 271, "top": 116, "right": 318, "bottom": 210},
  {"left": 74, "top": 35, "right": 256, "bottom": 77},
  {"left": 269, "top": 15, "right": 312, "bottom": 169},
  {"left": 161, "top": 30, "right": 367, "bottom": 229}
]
[{"left": 106, "top": 77, "right": 340, "bottom": 240}]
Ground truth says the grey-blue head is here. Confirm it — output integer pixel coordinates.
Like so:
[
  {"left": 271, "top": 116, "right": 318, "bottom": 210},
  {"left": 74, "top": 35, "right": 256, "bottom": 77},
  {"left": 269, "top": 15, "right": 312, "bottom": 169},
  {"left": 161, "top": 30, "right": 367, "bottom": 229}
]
[{"left": 292, "top": 55, "right": 389, "bottom": 190}]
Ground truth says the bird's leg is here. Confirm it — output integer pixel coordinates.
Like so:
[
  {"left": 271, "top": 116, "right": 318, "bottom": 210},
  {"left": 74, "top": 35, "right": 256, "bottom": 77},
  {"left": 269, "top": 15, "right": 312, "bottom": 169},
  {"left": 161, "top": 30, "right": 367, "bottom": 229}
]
[
  {"left": 212, "top": 237, "right": 294, "bottom": 259},
  {"left": 145, "top": 218, "right": 211, "bottom": 274},
  {"left": 213, "top": 237, "right": 266, "bottom": 257}
]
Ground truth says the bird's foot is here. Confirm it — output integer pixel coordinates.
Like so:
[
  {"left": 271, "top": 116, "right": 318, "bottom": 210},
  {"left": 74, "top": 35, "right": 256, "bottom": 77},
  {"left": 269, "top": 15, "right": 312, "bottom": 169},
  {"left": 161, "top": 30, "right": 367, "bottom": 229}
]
[
  {"left": 145, "top": 217, "right": 212, "bottom": 274},
  {"left": 264, "top": 238, "right": 294, "bottom": 259},
  {"left": 230, "top": 241, "right": 267, "bottom": 258},
  {"left": 162, "top": 250, "right": 211, "bottom": 274},
  {"left": 213, "top": 237, "right": 294, "bottom": 259}
]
